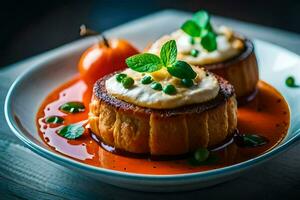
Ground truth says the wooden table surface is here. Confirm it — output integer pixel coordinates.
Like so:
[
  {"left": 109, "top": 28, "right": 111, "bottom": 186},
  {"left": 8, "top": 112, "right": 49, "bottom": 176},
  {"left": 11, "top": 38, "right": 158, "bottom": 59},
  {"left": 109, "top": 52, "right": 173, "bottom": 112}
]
[{"left": 1, "top": 10, "right": 300, "bottom": 200}]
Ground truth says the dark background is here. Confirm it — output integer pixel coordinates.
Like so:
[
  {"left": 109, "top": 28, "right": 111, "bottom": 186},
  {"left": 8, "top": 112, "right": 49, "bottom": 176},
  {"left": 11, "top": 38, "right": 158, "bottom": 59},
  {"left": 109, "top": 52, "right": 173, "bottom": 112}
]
[{"left": 1, "top": 0, "right": 299, "bottom": 67}]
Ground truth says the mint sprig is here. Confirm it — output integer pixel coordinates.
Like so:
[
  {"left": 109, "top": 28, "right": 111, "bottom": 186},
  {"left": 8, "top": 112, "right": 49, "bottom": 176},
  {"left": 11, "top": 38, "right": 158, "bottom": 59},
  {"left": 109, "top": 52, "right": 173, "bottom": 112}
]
[
  {"left": 181, "top": 10, "right": 217, "bottom": 52},
  {"left": 126, "top": 40, "right": 196, "bottom": 80}
]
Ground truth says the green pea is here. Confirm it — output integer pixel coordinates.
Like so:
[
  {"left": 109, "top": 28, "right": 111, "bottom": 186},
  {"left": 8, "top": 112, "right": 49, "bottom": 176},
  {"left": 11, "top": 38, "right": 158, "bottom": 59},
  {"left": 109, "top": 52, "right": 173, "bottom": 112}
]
[
  {"left": 285, "top": 76, "right": 296, "bottom": 87},
  {"left": 141, "top": 75, "right": 153, "bottom": 84},
  {"left": 190, "top": 49, "right": 199, "bottom": 57},
  {"left": 194, "top": 148, "right": 209, "bottom": 162},
  {"left": 151, "top": 82, "right": 162, "bottom": 91},
  {"left": 181, "top": 78, "right": 194, "bottom": 87},
  {"left": 163, "top": 84, "right": 177, "bottom": 95},
  {"left": 116, "top": 73, "right": 127, "bottom": 82},
  {"left": 122, "top": 77, "right": 134, "bottom": 89},
  {"left": 189, "top": 37, "right": 195, "bottom": 45}
]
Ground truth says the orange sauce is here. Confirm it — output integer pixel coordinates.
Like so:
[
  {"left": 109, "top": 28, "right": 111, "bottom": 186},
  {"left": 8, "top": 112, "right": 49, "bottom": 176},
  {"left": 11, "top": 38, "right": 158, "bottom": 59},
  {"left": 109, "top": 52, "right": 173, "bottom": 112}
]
[{"left": 36, "top": 76, "right": 290, "bottom": 175}]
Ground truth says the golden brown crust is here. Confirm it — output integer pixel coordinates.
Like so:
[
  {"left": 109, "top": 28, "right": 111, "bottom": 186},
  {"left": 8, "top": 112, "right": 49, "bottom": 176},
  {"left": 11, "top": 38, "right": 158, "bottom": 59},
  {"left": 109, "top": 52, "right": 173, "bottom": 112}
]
[
  {"left": 93, "top": 72, "right": 234, "bottom": 117},
  {"left": 199, "top": 39, "right": 259, "bottom": 100},
  {"left": 89, "top": 74, "right": 237, "bottom": 155}
]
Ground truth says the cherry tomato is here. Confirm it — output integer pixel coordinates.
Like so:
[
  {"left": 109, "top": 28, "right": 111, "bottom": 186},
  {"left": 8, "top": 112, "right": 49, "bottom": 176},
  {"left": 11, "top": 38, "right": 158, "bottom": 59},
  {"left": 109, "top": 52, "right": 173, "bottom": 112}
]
[{"left": 78, "top": 38, "right": 139, "bottom": 85}]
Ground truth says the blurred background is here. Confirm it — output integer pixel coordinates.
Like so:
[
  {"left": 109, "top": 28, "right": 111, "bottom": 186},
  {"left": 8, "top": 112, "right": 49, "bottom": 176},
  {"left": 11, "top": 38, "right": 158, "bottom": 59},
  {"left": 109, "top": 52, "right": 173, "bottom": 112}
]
[{"left": 1, "top": 0, "right": 299, "bottom": 67}]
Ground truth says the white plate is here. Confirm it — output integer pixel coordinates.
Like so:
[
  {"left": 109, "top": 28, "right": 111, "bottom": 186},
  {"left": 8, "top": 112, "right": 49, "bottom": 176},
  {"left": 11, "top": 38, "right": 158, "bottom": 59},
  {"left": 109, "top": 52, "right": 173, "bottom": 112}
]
[{"left": 4, "top": 11, "right": 300, "bottom": 192}]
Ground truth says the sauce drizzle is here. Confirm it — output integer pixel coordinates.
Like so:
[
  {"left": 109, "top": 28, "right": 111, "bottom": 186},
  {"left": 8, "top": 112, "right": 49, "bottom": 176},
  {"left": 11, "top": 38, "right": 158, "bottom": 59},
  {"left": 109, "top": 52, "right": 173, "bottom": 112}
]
[{"left": 37, "top": 77, "right": 290, "bottom": 175}]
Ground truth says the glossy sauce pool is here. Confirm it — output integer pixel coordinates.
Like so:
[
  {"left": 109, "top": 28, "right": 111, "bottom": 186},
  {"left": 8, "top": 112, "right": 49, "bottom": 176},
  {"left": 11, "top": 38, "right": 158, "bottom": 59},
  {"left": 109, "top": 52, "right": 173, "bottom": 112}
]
[{"left": 37, "top": 76, "right": 290, "bottom": 175}]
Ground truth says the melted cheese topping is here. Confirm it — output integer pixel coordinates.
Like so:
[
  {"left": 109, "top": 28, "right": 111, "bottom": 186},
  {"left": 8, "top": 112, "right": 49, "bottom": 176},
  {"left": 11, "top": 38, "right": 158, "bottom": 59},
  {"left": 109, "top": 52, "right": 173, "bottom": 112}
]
[
  {"left": 148, "top": 26, "right": 244, "bottom": 65},
  {"left": 105, "top": 67, "right": 219, "bottom": 109}
]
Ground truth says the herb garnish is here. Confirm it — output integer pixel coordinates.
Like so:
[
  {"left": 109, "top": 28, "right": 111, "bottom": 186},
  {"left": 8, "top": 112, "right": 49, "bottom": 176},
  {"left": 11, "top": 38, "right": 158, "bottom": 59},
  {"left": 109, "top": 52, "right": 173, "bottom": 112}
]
[
  {"left": 126, "top": 40, "right": 196, "bottom": 80},
  {"left": 167, "top": 60, "right": 196, "bottom": 79},
  {"left": 234, "top": 133, "right": 268, "bottom": 147},
  {"left": 125, "top": 53, "right": 162, "bottom": 73},
  {"left": 188, "top": 147, "right": 218, "bottom": 166},
  {"left": 58, "top": 124, "right": 84, "bottom": 139},
  {"left": 181, "top": 10, "right": 217, "bottom": 52},
  {"left": 285, "top": 76, "right": 300, "bottom": 88},
  {"left": 59, "top": 102, "right": 85, "bottom": 113},
  {"left": 45, "top": 116, "right": 64, "bottom": 124}
]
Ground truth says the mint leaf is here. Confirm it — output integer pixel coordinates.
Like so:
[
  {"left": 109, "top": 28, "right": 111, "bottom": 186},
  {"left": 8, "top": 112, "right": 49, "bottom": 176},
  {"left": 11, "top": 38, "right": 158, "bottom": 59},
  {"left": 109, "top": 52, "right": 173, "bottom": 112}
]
[
  {"left": 126, "top": 53, "right": 162, "bottom": 73},
  {"left": 58, "top": 124, "right": 84, "bottom": 139},
  {"left": 201, "top": 31, "right": 217, "bottom": 52},
  {"left": 160, "top": 40, "right": 177, "bottom": 67},
  {"left": 59, "top": 102, "right": 85, "bottom": 113},
  {"left": 167, "top": 61, "right": 197, "bottom": 79},
  {"left": 193, "top": 10, "right": 210, "bottom": 28},
  {"left": 45, "top": 116, "right": 64, "bottom": 124},
  {"left": 206, "top": 22, "right": 214, "bottom": 33},
  {"left": 235, "top": 134, "right": 268, "bottom": 147},
  {"left": 181, "top": 20, "right": 201, "bottom": 37}
]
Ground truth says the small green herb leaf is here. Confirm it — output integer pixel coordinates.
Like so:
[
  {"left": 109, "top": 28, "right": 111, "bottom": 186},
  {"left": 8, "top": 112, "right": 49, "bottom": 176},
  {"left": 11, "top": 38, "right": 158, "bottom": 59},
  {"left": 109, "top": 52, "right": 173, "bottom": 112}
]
[
  {"left": 168, "top": 61, "right": 197, "bottom": 79},
  {"left": 201, "top": 31, "right": 217, "bottom": 52},
  {"left": 285, "top": 76, "right": 300, "bottom": 88},
  {"left": 45, "top": 116, "right": 64, "bottom": 124},
  {"left": 234, "top": 134, "right": 268, "bottom": 147},
  {"left": 58, "top": 124, "right": 84, "bottom": 139},
  {"left": 181, "top": 20, "right": 201, "bottom": 37},
  {"left": 59, "top": 102, "right": 85, "bottom": 113},
  {"left": 126, "top": 53, "right": 162, "bottom": 73},
  {"left": 160, "top": 40, "right": 177, "bottom": 67},
  {"left": 193, "top": 10, "right": 210, "bottom": 28}
]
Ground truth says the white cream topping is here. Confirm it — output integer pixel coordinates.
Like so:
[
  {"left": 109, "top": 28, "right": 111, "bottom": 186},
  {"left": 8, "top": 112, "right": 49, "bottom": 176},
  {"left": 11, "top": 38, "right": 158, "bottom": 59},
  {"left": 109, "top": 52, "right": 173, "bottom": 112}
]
[
  {"left": 147, "top": 26, "right": 244, "bottom": 65},
  {"left": 105, "top": 67, "right": 219, "bottom": 109}
]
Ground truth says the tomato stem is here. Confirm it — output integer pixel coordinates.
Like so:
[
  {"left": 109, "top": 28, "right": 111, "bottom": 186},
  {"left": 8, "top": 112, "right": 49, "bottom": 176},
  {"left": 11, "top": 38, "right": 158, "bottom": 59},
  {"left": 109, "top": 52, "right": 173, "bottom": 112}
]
[
  {"left": 102, "top": 35, "right": 110, "bottom": 48},
  {"left": 79, "top": 24, "right": 110, "bottom": 47}
]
